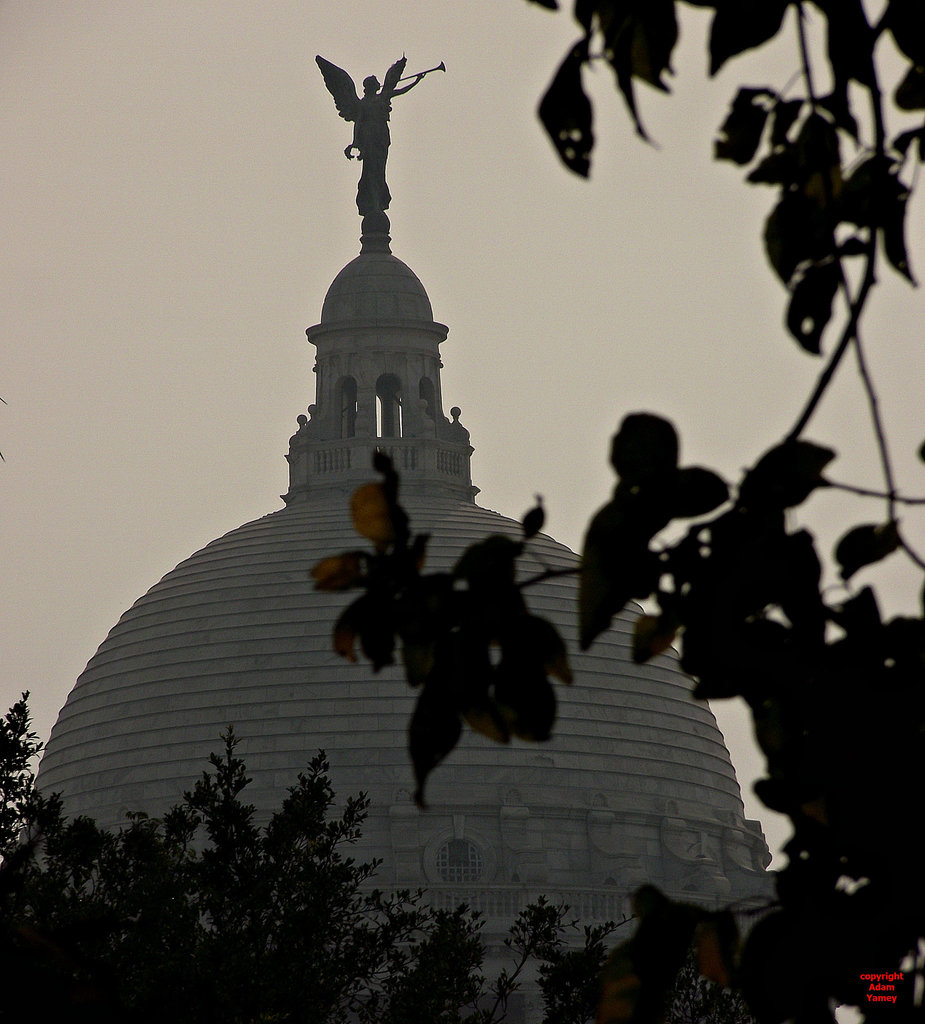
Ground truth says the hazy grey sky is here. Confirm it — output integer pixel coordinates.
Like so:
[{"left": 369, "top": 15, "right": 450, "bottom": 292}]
[{"left": 2, "top": 2, "right": 923, "bottom": 863}]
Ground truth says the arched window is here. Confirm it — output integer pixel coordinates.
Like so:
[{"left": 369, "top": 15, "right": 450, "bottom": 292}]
[
  {"left": 419, "top": 376, "right": 437, "bottom": 422},
  {"left": 376, "top": 373, "right": 402, "bottom": 438},
  {"left": 338, "top": 377, "right": 357, "bottom": 439},
  {"left": 435, "top": 838, "right": 483, "bottom": 883}
]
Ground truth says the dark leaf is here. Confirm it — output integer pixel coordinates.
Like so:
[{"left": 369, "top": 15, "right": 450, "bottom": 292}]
[
  {"left": 838, "top": 157, "right": 880, "bottom": 228},
  {"left": 491, "top": 615, "right": 571, "bottom": 734},
  {"left": 351, "top": 482, "right": 395, "bottom": 549},
  {"left": 433, "top": 627, "right": 497, "bottom": 719},
  {"left": 361, "top": 614, "right": 397, "bottom": 671},
  {"left": 747, "top": 146, "right": 799, "bottom": 186},
  {"left": 816, "top": 84, "right": 859, "bottom": 139},
  {"left": 453, "top": 535, "right": 522, "bottom": 590},
  {"left": 333, "top": 596, "right": 365, "bottom": 663},
  {"left": 408, "top": 685, "right": 462, "bottom": 808},
  {"left": 461, "top": 703, "right": 509, "bottom": 745},
  {"left": 494, "top": 668, "right": 557, "bottom": 741},
  {"left": 311, "top": 551, "right": 366, "bottom": 591},
  {"left": 401, "top": 640, "right": 436, "bottom": 689},
  {"left": 771, "top": 98, "right": 803, "bottom": 145},
  {"left": 694, "top": 912, "right": 739, "bottom": 989},
  {"left": 886, "top": 0, "right": 925, "bottom": 65},
  {"left": 836, "top": 236, "right": 867, "bottom": 257},
  {"left": 895, "top": 63, "right": 925, "bottom": 111},
  {"left": 752, "top": 775, "right": 800, "bottom": 815},
  {"left": 785, "top": 260, "right": 840, "bottom": 355},
  {"left": 408, "top": 531, "right": 429, "bottom": 572},
  {"left": 794, "top": 112, "right": 842, "bottom": 208},
  {"left": 462, "top": 702, "right": 510, "bottom": 743},
  {"left": 635, "top": 2, "right": 679, "bottom": 92},
  {"left": 891, "top": 125, "right": 925, "bottom": 157},
  {"left": 538, "top": 38, "right": 594, "bottom": 176},
  {"left": 573, "top": 0, "right": 594, "bottom": 32},
  {"left": 626, "top": 886, "right": 705, "bottom": 1024},
  {"left": 882, "top": 177, "right": 916, "bottom": 282},
  {"left": 396, "top": 572, "right": 455, "bottom": 649},
  {"left": 516, "top": 613, "right": 572, "bottom": 683},
  {"left": 817, "top": 0, "right": 875, "bottom": 87},
  {"left": 610, "top": 412, "right": 679, "bottom": 484},
  {"left": 334, "top": 594, "right": 395, "bottom": 670},
  {"left": 764, "top": 192, "right": 835, "bottom": 285},
  {"left": 777, "top": 528, "right": 825, "bottom": 646},
  {"left": 834, "top": 521, "right": 901, "bottom": 580},
  {"left": 597, "top": 938, "right": 641, "bottom": 1024},
  {"left": 738, "top": 912, "right": 807, "bottom": 1024},
  {"left": 686, "top": 615, "right": 804, "bottom": 701},
  {"left": 602, "top": 19, "right": 650, "bottom": 140},
  {"left": 579, "top": 504, "right": 626, "bottom": 649},
  {"left": 521, "top": 495, "right": 545, "bottom": 538},
  {"left": 738, "top": 439, "right": 835, "bottom": 511},
  {"left": 597, "top": 0, "right": 679, "bottom": 93},
  {"left": 579, "top": 496, "right": 661, "bottom": 648},
  {"left": 526, "top": 0, "right": 558, "bottom": 7},
  {"left": 714, "top": 87, "right": 774, "bottom": 165},
  {"left": 828, "top": 584, "right": 882, "bottom": 635},
  {"left": 446, "top": 631, "right": 509, "bottom": 742},
  {"left": 632, "top": 612, "right": 678, "bottom": 664},
  {"left": 673, "top": 466, "right": 729, "bottom": 518},
  {"left": 838, "top": 154, "right": 908, "bottom": 231},
  {"left": 883, "top": 616, "right": 925, "bottom": 690},
  {"left": 709, "top": 0, "right": 789, "bottom": 76}
]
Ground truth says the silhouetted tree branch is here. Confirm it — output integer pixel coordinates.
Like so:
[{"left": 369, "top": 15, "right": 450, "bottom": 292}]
[{"left": 316, "top": 2, "right": 924, "bottom": 1021}]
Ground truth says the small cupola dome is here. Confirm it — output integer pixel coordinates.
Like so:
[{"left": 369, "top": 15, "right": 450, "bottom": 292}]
[{"left": 321, "top": 252, "right": 434, "bottom": 324}]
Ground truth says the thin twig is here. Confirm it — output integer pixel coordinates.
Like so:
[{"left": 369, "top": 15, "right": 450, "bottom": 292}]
[
  {"left": 851, "top": 329, "right": 898, "bottom": 521},
  {"left": 848, "top": 55, "right": 896, "bottom": 522},
  {"left": 518, "top": 566, "right": 581, "bottom": 590},
  {"left": 794, "top": 2, "right": 818, "bottom": 108},
  {"left": 826, "top": 479, "right": 925, "bottom": 505},
  {"left": 786, "top": 2, "right": 876, "bottom": 442},
  {"left": 786, "top": 249, "right": 877, "bottom": 441},
  {"left": 898, "top": 530, "right": 925, "bottom": 572}
]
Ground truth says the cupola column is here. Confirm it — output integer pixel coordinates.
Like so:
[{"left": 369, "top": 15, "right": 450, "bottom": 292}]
[{"left": 356, "top": 381, "right": 377, "bottom": 439}]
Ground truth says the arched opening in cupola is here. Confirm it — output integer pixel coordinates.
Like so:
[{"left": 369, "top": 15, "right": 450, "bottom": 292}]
[
  {"left": 337, "top": 376, "right": 358, "bottom": 438},
  {"left": 376, "top": 373, "right": 403, "bottom": 438},
  {"left": 419, "top": 376, "right": 437, "bottom": 422}
]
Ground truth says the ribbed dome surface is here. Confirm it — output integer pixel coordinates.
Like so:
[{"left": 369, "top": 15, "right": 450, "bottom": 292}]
[
  {"left": 320, "top": 252, "right": 434, "bottom": 323},
  {"left": 38, "top": 492, "right": 769, "bottom": 900}
]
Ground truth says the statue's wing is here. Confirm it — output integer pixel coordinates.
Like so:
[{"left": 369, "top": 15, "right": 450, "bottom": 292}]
[
  {"left": 315, "top": 55, "right": 360, "bottom": 121},
  {"left": 381, "top": 56, "right": 407, "bottom": 96}
]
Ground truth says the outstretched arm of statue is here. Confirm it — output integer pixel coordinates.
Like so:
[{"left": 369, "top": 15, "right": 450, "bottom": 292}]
[{"left": 390, "top": 74, "right": 425, "bottom": 97}]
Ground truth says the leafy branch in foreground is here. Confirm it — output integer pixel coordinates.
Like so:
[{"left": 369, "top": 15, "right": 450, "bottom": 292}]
[
  {"left": 582, "top": 410, "right": 925, "bottom": 1019},
  {"left": 312, "top": 450, "right": 572, "bottom": 807},
  {"left": 315, "top": 1, "right": 924, "bottom": 1021},
  {"left": 523, "top": 3, "right": 924, "bottom": 1022}
]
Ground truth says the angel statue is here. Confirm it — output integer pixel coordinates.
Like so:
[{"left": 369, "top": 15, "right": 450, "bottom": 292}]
[{"left": 315, "top": 55, "right": 443, "bottom": 225}]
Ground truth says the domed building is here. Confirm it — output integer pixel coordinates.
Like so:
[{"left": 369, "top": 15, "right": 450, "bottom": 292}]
[
  {"left": 39, "top": 216, "right": 769, "bottom": 880},
  {"left": 38, "top": 191, "right": 770, "bottom": 1017}
]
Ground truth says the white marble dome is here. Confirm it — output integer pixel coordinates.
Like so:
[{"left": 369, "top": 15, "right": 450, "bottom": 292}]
[{"left": 38, "top": 235, "right": 771, "bottom": 930}]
